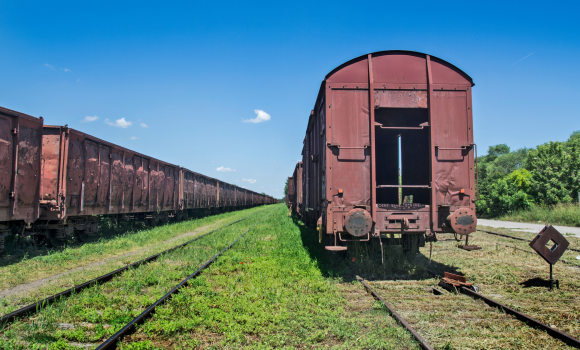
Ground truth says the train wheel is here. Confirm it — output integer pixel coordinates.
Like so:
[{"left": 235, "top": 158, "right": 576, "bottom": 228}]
[
  {"left": 75, "top": 229, "right": 90, "bottom": 243},
  {"left": 32, "top": 233, "right": 48, "bottom": 248},
  {"left": 47, "top": 230, "right": 64, "bottom": 248}
]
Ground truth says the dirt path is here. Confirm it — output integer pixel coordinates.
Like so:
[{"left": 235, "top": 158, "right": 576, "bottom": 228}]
[{"left": 0, "top": 220, "right": 225, "bottom": 300}]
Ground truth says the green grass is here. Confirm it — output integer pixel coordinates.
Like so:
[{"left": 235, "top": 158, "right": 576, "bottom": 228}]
[
  {"left": 0, "top": 206, "right": 267, "bottom": 315},
  {"left": 0, "top": 208, "right": 275, "bottom": 349},
  {"left": 0, "top": 204, "right": 422, "bottom": 349},
  {"left": 497, "top": 203, "right": 580, "bottom": 227},
  {"left": 121, "top": 204, "right": 420, "bottom": 349},
  {"left": 4, "top": 204, "right": 577, "bottom": 349},
  {"left": 404, "top": 229, "right": 580, "bottom": 349}
]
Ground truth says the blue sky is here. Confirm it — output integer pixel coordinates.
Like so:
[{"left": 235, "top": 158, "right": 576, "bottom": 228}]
[{"left": 1, "top": 1, "right": 578, "bottom": 198}]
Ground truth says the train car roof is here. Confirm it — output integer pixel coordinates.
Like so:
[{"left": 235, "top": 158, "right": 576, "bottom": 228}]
[
  {"left": 324, "top": 50, "right": 474, "bottom": 86},
  {"left": 0, "top": 106, "right": 43, "bottom": 123}
]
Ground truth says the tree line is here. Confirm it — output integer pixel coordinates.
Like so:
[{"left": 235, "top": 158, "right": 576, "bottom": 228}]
[{"left": 476, "top": 131, "right": 580, "bottom": 217}]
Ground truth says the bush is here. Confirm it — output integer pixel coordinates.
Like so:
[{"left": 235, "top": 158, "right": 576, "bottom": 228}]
[{"left": 476, "top": 169, "right": 534, "bottom": 217}]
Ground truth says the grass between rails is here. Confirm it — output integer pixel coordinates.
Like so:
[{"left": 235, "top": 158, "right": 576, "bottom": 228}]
[
  {"left": 120, "top": 204, "right": 421, "bottom": 349},
  {"left": 497, "top": 203, "right": 580, "bottom": 227},
  {"left": 368, "top": 280, "right": 571, "bottom": 350},
  {"left": 0, "top": 206, "right": 268, "bottom": 315},
  {"left": 0, "top": 207, "right": 275, "bottom": 349}
]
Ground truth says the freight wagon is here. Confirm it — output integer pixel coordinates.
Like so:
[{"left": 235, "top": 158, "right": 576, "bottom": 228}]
[
  {"left": 285, "top": 162, "right": 302, "bottom": 215},
  {"left": 291, "top": 50, "right": 477, "bottom": 254},
  {"left": 0, "top": 106, "right": 276, "bottom": 251}
]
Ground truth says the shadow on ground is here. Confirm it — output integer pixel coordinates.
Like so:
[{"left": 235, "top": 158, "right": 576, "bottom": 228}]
[
  {"left": 292, "top": 215, "right": 460, "bottom": 282},
  {"left": 520, "top": 277, "right": 557, "bottom": 289}
]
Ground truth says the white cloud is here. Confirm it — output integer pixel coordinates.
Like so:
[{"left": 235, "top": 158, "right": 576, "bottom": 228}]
[
  {"left": 140, "top": 123, "right": 148, "bottom": 128},
  {"left": 82, "top": 115, "right": 99, "bottom": 122},
  {"left": 44, "top": 63, "right": 55, "bottom": 70},
  {"left": 62, "top": 68, "right": 71, "bottom": 72},
  {"left": 242, "top": 178, "right": 256, "bottom": 184},
  {"left": 105, "top": 117, "right": 132, "bottom": 128},
  {"left": 211, "top": 161, "right": 215, "bottom": 163},
  {"left": 216, "top": 166, "right": 236, "bottom": 172},
  {"left": 130, "top": 136, "right": 139, "bottom": 140},
  {"left": 243, "top": 109, "right": 271, "bottom": 123},
  {"left": 76, "top": 78, "right": 81, "bottom": 82}
]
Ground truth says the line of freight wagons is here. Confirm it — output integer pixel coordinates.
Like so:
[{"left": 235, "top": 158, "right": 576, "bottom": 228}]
[{"left": 0, "top": 106, "right": 276, "bottom": 250}]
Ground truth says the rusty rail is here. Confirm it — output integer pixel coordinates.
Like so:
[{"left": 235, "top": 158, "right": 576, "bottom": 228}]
[
  {"left": 428, "top": 270, "right": 580, "bottom": 348},
  {"left": 0, "top": 208, "right": 268, "bottom": 327},
  {"left": 96, "top": 209, "right": 273, "bottom": 349},
  {"left": 356, "top": 276, "right": 434, "bottom": 350},
  {"left": 459, "top": 287, "right": 580, "bottom": 348}
]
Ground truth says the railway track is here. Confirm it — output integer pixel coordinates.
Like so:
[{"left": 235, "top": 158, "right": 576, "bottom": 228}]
[
  {"left": 0, "top": 207, "right": 269, "bottom": 328},
  {"left": 356, "top": 276, "right": 434, "bottom": 350},
  {"left": 97, "top": 208, "right": 274, "bottom": 349},
  {"left": 357, "top": 272, "right": 580, "bottom": 349}
]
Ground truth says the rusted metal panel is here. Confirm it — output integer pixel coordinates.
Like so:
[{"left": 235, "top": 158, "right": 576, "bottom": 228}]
[
  {"left": 66, "top": 132, "right": 84, "bottom": 214},
  {"left": 431, "top": 90, "right": 472, "bottom": 209},
  {"left": 0, "top": 107, "right": 43, "bottom": 223},
  {"left": 374, "top": 90, "right": 428, "bottom": 108},
  {"left": 16, "top": 124, "right": 42, "bottom": 220},
  {"left": 84, "top": 140, "right": 99, "bottom": 207},
  {"left": 326, "top": 57, "right": 369, "bottom": 84},
  {"left": 371, "top": 52, "right": 428, "bottom": 86},
  {"left": 97, "top": 146, "right": 110, "bottom": 207},
  {"left": 38, "top": 127, "right": 182, "bottom": 220},
  {"left": 40, "top": 128, "right": 61, "bottom": 203},
  {"left": 329, "top": 89, "right": 370, "bottom": 208},
  {"left": 430, "top": 57, "right": 472, "bottom": 87},
  {"left": 530, "top": 225, "right": 570, "bottom": 265}
]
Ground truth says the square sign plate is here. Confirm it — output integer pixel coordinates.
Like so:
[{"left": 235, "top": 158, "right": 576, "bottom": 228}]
[{"left": 529, "top": 225, "right": 569, "bottom": 265}]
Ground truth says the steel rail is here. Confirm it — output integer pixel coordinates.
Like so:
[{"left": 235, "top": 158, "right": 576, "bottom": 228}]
[
  {"left": 0, "top": 207, "right": 269, "bottom": 327},
  {"left": 479, "top": 229, "right": 580, "bottom": 253},
  {"left": 459, "top": 287, "right": 580, "bottom": 348},
  {"left": 425, "top": 269, "right": 580, "bottom": 348},
  {"left": 356, "top": 276, "right": 434, "bottom": 350},
  {"left": 97, "top": 208, "right": 274, "bottom": 350}
]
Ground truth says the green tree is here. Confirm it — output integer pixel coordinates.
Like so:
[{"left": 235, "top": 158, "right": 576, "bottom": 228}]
[
  {"left": 475, "top": 131, "right": 580, "bottom": 217},
  {"left": 476, "top": 145, "right": 530, "bottom": 216},
  {"left": 527, "top": 135, "right": 580, "bottom": 205},
  {"left": 486, "top": 144, "right": 511, "bottom": 161}
]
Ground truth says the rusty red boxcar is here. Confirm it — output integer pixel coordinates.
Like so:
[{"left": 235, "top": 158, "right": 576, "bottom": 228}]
[
  {"left": 285, "top": 162, "right": 303, "bottom": 216},
  {"left": 297, "top": 50, "right": 477, "bottom": 253}
]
